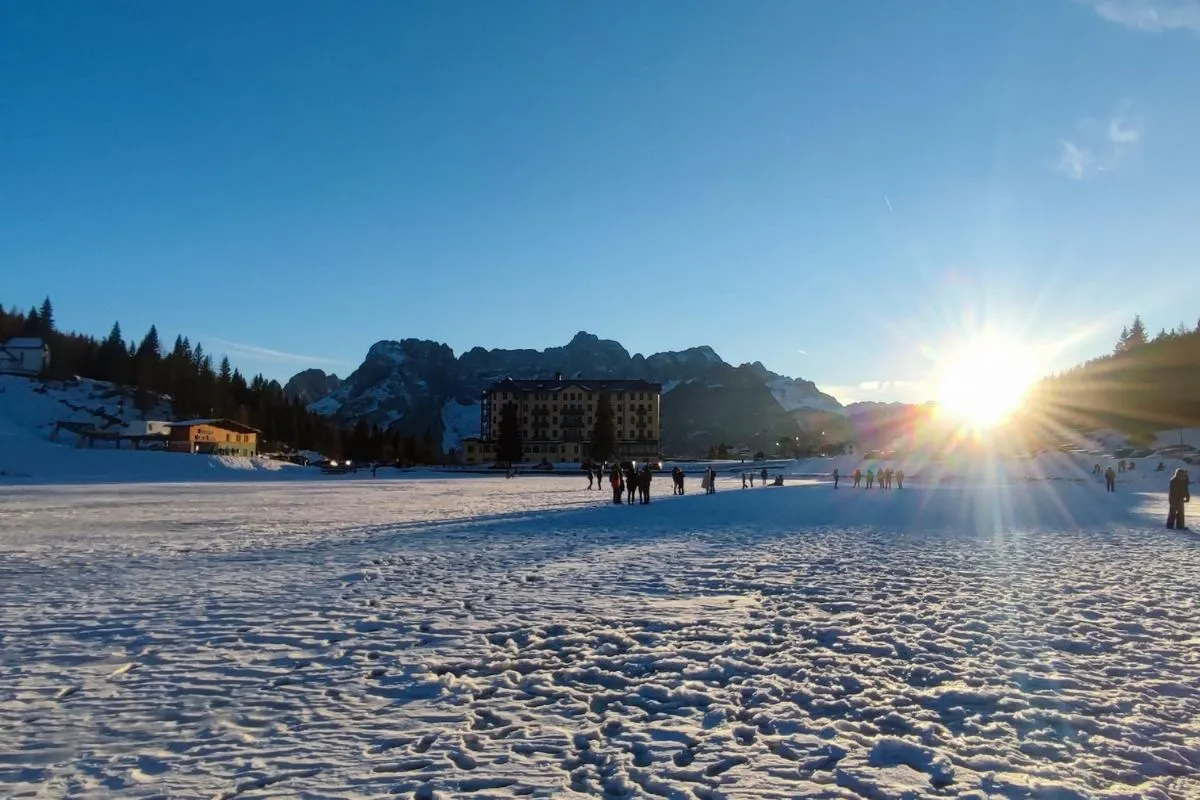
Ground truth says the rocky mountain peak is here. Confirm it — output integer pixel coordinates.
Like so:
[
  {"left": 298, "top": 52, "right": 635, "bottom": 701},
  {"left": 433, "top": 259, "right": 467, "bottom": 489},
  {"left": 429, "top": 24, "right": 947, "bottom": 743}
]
[{"left": 292, "top": 332, "right": 847, "bottom": 456}]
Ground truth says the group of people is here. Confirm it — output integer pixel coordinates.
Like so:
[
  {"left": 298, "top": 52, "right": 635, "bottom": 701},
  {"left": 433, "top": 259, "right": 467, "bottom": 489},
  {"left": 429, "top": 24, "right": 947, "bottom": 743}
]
[
  {"left": 741, "top": 467, "right": 770, "bottom": 488},
  {"left": 835, "top": 467, "right": 903, "bottom": 490},
  {"left": 606, "top": 462, "right": 654, "bottom": 505}
]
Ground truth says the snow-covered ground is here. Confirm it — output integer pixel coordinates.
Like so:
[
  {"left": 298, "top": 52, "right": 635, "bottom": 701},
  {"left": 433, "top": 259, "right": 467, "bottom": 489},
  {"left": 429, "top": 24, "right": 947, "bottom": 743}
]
[{"left": 2, "top": 469, "right": 1198, "bottom": 799}]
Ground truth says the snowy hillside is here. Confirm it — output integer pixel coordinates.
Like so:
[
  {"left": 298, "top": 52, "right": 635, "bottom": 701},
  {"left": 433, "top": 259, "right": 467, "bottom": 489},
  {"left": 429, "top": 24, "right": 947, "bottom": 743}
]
[
  {"left": 441, "top": 399, "right": 481, "bottom": 453},
  {"left": 0, "top": 374, "right": 298, "bottom": 483}
]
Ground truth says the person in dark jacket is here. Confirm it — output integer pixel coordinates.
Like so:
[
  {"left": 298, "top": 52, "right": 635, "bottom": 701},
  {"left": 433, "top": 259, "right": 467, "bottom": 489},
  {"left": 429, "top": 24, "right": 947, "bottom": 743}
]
[
  {"left": 832, "top": 468, "right": 839, "bottom": 489},
  {"left": 1104, "top": 465, "right": 1116, "bottom": 493},
  {"left": 760, "top": 467, "right": 769, "bottom": 486},
  {"left": 639, "top": 465, "right": 652, "bottom": 504},
  {"left": 610, "top": 465, "right": 624, "bottom": 505},
  {"left": 1167, "top": 468, "right": 1190, "bottom": 529}
]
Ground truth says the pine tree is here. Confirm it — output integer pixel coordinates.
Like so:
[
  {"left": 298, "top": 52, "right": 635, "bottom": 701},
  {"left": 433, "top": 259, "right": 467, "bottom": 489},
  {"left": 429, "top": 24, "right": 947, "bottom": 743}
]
[
  {"left": 496, "top": 402, "right": 523, "bottom": 464},
  {"left": 590, "top": 392, "right": 616, "bottom": 462},
  {"left": 137, "top": 325, "right": 161, "bottom": 359},
  {"left": 1127, "top": 315, "right": 1148, "bottom": 349},
  {"left": 1115, "top": 325, "right": 1130, "bottom": 354},
  {"left": 39, "top": 297, "right": 55, "bottom": 333},
  {"left": 218, "top": 356, "right": 232, "bottom": 383},
  {"left": 97, "top": 321, "right": 129, "bottom": 384},
  {"left": 21, "top": 306, "right": 40, "bottom": 336}
]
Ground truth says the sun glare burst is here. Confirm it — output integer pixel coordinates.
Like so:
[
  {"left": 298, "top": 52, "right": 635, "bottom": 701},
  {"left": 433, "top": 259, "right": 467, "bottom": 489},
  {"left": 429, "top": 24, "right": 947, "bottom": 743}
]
[{"left": 936, "top": 334, "right": 1039, "bottom": 428}]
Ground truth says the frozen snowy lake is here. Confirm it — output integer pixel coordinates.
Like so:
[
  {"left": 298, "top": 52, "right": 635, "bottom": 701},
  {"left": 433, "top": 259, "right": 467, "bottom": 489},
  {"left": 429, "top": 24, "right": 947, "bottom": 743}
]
[{"left": 1, "top": 473, "right": 1198, "bottom": 798}]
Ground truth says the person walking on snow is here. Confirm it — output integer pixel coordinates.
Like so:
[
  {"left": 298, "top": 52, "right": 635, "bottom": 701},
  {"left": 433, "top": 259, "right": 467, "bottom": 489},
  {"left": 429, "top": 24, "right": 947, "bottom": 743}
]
[
  {"left": 625, "top": 465, "right": 638, "bottom": 504},
  {"left": 706, "top": 466, "right": 717, "bottom": 494},
  {"left": 586, "top": 467, "right": 594, "bottom": 490},
  {"left": 609, "top": 465, "right": 624, "bottom": 505},
  {"left": 1104, "top": 465, "right": 1116, "bottom": 493},
  {"left": 742, "top": 473, "right": 748, "bottom": 489},
  {"left": 853, "top": 468, "right": 861, "bottom": 488},
  {"left": 639, "top": 465, "right": 652, "bottom": 504},
  {"left": 761, "top": 467, "right": 769, "bottom": 486},
  {"left": 865, "top": 469, "right": 874, "bottom": 489},
  {"left": 1167, "top": 468, "right": 1190, "bottom": 529},
  {"left": 832, "top": 468, "right": 839, "bottom": 489},
  {"left": 895, "top": 469, "right": 904, "bottom": 489}
]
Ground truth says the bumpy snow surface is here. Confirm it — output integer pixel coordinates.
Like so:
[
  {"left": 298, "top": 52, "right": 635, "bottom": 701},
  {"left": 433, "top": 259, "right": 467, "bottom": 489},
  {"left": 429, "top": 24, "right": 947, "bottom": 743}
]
[{"left": 2, "top": 472, "right": 1199, "bottom": 799}]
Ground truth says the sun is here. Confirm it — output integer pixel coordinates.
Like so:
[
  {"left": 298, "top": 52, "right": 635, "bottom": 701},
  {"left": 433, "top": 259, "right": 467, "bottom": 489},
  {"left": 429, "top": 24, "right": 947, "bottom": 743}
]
[{"left": 935, "top": 334, "right": 1038, "bottom": 427}]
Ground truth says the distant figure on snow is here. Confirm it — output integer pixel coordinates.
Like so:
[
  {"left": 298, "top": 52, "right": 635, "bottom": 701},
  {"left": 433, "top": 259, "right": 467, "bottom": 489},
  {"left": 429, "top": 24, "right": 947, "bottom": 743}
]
[
  {"left": 742, "top": 473, "right": 748, "bottom": 489},
  {"left": 896, "top": 469, "right": 904, "bottom": 489},
  {"left": 832, "top": 468, "right": 839, "bottom": 489},
  {"left": 1118, "top": 460, "right": 1126, "bottom": 474},
  {"left": 705, "top": 466, "right": 717, "bottom": 494},
  {"left": 1104, "top": 465, "right": 1116, "bottom": 492},
  {"left": 610, "top": 465, "right": 624, "bottom": 505},
  {"left": 866, "top": 469, "right": 875, "bottom": 489},
  {"left": 853, "top": 468, "right": 862, "bottom": 488},
  {"left": 1167, "top": 468, "right": 1190, "bottom": 530},
  {"left": 1093, "top": 463, "right": 1102, "bottom": 475},
  {"left": 1157, "top": 461, "right": 1166, "bottom": 472},
  {"left": 761, "top": 467, "right": 768, "bottom": 485},
  {"left": 638, "top": 465, "right": 652, "bottom": 504},
  {"left": 625, "top": 465, "right": 638, "bottom": 504},
  {"left": 586, "top": 467, "right": 594, "bottom": 490},
  {"left": 749, "top": 471, "right": 755, "bottom": 487}
]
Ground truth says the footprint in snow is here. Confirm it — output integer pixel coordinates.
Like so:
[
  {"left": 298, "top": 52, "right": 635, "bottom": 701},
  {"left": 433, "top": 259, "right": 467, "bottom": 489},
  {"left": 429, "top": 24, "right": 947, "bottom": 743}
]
[{"left": 446, "top": 749, "right": 478, "bottom": 770}]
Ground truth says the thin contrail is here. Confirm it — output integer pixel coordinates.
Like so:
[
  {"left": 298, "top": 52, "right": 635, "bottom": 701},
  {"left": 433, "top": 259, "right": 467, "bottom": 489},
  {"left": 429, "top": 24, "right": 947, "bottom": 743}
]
[{"left": 884, "top": 194, "right": 894, "bottom": 214}]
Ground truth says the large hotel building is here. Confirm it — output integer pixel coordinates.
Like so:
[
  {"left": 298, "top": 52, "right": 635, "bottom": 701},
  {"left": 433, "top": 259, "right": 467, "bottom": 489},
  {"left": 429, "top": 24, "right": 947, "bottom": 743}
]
[{"left": 460, "top": 376, "right": 662, "bottom": 465}]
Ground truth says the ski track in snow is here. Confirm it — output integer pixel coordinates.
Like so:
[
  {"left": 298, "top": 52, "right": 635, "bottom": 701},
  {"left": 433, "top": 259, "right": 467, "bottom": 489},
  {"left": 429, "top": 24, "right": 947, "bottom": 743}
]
[{"left": 1, "top": 475, "right": 1199, "bottom": 799}]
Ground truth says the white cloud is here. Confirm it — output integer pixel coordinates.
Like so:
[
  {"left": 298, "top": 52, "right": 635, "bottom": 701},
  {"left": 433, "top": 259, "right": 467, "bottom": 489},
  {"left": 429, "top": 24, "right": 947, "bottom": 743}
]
[
  {"left": 204, "top": 336, "right": 351, "bottom": 367},
  {"left": 1108, "top": 116, "right": 1140, "bottom": 144},
  {"left": 1074, "top": 0, "right": 1200, "bottom": 33},
  {"left": 1057, "top": 140, "right": 1094, "bottom": 180},
  {"left": 796, "top": 349, "right": 809, "bottom": 356},
  {"left": 824, "top": 379, "right": 931, "bottom": 405},
  {"left": 1055, "top": 112, "right": 1141, "bottom": 179}
]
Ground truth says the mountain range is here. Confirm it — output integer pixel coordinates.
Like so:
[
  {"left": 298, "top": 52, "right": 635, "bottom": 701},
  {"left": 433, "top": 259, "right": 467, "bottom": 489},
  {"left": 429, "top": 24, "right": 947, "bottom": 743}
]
[{"left": 285, "top": 331, "right": 871, "bottom": 457}]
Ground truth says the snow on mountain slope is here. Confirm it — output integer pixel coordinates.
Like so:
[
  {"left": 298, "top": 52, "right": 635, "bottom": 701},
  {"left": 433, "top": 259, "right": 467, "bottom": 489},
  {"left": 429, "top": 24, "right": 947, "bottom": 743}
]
[
  {"left": 441, "top": 399, "right": 481, "bottom": 454},
  {"left": 0, "top": 374, "right": 169, "bottom": 438},
  {"left": 767, "top": 374, "right": 844, "bottom": 413},
  {"left": 0, "top": 375, "right": 298, "bottom": 484}
]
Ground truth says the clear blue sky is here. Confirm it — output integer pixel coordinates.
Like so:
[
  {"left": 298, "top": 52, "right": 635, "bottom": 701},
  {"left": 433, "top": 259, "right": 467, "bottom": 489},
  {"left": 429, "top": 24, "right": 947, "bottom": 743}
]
[{"left": 4, "top": 0, "right": 1200, "bottom": 403}]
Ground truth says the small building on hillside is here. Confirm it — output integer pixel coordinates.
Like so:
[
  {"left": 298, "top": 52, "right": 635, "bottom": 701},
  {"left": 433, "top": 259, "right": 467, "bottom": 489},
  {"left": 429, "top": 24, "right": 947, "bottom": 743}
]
[
  {"left": 167, "top": 419, "right": 260, "bottom": 456},
  {"left": 0, "top": 337, "right": 50, "bottom": 375},
  {"left": 461, "top": 437, "right": 495, "bottom": 466},
  {"left": 124, "top": 420, "right": 172, "bottom": 437}
]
